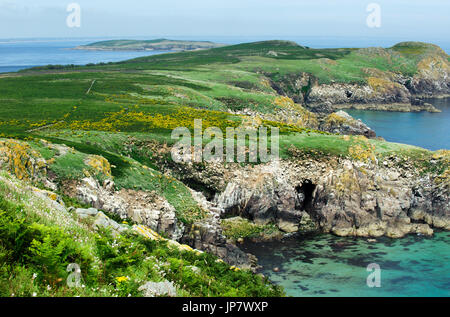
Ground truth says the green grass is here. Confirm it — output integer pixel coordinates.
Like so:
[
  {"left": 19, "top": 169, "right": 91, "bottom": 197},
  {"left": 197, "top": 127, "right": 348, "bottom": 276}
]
[
  {"left": 49, "top": 151, "right": 90, "bottom": 180},
  {"left": 0, "top": 40, "right": 446, "bottom": 226},
  {"left": 0, "top": 172, "right": 284, "bottom": 297},
  {"left": 0, "top": 39, "right": 448, "bottom": 298},
  {"left": 221, "top": 217, "right": 281, "bottom": 241}
]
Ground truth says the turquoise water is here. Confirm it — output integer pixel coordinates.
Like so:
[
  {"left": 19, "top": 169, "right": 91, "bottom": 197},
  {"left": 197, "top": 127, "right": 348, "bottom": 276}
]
[
  {"left": 345, "top": 98, "right": 450, "bottom": 151},
  {"left": 246, "top": 98, "right": 450, "bottom": 297},
  {"left": 242, "top": 231, "right": 450, "bottom": 297}
]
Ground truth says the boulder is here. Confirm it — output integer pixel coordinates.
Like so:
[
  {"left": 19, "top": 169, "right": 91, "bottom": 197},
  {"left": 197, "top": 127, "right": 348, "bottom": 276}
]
[
  {"left": 74, "top": 177, "right": 184, "bottom": 240},
  {"left": 138, "top": 281, "right": 177, "bottom": 297},
  {"left": 320, "top": 111, "right": 376, "bottom": 138},
  {"left": 75, "top": 207, "right": 99, "bottom": 219}
]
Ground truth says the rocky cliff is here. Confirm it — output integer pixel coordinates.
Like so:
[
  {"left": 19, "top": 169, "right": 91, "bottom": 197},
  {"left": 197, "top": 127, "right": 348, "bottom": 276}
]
[
  {"left": 215, "top": 157, "right": 449, "bottom": 238},
  {"left": 1, "top": 137, "right": 449, "bottom": 269},
  {"left": 268, "top": 43, "right": 450, "bottom": 113},
  {"left": 159, "top": 147, "right": 449, "bottom": 241}
]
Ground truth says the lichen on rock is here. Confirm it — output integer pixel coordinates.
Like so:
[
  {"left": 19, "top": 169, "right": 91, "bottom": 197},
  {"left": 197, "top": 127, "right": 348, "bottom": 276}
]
[{"left": 0, "top": 139, "right": 47, "bottom": 181}]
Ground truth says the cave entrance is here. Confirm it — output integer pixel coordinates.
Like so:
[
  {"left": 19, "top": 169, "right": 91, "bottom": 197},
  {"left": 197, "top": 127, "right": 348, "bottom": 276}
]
[
  {"left": 296, "top": 180, "right": 317, "bottom": 213},
  {"left": 184, "top": 178, "right": 216, "bottom": 201}
]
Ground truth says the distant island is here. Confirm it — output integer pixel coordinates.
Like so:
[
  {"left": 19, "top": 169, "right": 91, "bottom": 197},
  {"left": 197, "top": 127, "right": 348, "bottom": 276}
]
[{"left": 73, "top": 38, "right": 226, "bottom": 51}]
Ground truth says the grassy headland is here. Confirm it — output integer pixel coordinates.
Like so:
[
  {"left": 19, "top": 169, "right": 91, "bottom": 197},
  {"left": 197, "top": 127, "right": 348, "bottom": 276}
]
[
  {"left": 74, "top": 38, "right": 225, "bottom": 51},
  {"left": 0, "top": 40, "right": 448, "bottom": 297}
]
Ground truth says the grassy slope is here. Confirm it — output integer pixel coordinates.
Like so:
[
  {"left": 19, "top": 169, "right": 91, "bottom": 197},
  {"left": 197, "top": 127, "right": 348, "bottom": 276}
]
[
  {"left": 0, "top": 41, "right": 446, "bottom": 177},
  {"left": 0, "top": 171, "right": 283, "bottom": 297}
]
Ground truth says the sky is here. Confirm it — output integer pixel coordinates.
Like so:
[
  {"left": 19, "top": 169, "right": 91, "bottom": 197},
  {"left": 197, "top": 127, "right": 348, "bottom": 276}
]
[{"left": 0, "top": 0, "right": 449, "bottom": 44}]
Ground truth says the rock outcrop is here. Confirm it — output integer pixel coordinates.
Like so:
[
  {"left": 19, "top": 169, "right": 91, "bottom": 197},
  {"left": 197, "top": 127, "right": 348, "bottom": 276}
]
[
  {"left": 410, "top": 55, "right": 450, "bottom": 96},
  {"left": 1, "top": 137, "right": 447, "bottom": 269},
  {"left": 68, "top": 176, "right": 185, "bottom": 241},
  {"left": 210, "top": 157, "right": 449, "bottom": 239},
  {"left": 138, "top": 281, "right": 177, "bottom": 297},
  {"left": 268, "top": 44, "right": 449, "bottom": 113},
  {"left": 62, "top": 175, "right": 257, "bottom": 269},
  {"left": 180, "top": 189, "right": 258, "bottom": 269},
  {"left": 320, "top": 111, "right": 376, "bottom": 138},
  {"left": 0, "top": 139, "right": 47, "bottom": 181}
]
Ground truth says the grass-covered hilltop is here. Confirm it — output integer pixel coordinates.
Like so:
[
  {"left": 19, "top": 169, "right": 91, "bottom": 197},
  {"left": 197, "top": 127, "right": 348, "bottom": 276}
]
[
  {"left": 0, "top": 40, "right": 449, "bottom": 297},
  {"left": 74, "top": 38, "right": 225, "bottom": 52}
]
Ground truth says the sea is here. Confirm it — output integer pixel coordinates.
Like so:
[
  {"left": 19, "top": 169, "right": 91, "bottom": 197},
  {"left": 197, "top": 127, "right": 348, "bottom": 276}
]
[
  {"left": 345, "top": 98, "right": 450, "bottom": 151},
  {"left": 242, "top": 231, "right": 450, "bottom": 297},
  {"left": 0, "top": 38, "right": 169, "bottom": 73},
  {"left": 0, "top": 36, "right": 449, "bottom": 297}
]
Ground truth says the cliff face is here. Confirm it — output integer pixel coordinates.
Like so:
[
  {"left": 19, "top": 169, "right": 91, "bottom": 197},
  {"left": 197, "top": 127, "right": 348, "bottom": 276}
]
[
  {"left": 410, "top": 55, "right": 450, "bottom": 96},
  {"left": 0, "top": 137, "right": 448, "bottom": 269},
  {"left": 269, "top": 44, "right": 450, "bottom": 113},
  {"left": 213, "top": 157, "right": 449, "bottom": 238},
  {"left": 164, "top": 149, "right": 449, "bottom": 240},
  {"left": 319, "top": 111, "right": 376, "bottom": 138},
  {"left": 71, "top": 175, "right": 257, "bottom": 269}
]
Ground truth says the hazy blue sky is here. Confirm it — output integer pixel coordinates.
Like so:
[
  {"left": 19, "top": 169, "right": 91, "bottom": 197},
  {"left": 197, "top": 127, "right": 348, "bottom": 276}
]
[{"left": 0, "top": 0, "right": 448, "bottom": 42}]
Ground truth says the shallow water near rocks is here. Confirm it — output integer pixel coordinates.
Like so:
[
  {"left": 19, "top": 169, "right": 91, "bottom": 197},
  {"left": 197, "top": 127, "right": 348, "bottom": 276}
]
[{"left": 241, "top": 231, "right": 450, "bottom": 297}]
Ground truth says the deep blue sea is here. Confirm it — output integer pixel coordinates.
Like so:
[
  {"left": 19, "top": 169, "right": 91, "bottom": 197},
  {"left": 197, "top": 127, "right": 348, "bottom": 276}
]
[
  {"left": 0, "top": 38, "right": 170, "bottom": 73},
  {"left": 346, "top": 98, "right": 450, "bottom": 151},
  {"left": 0, "top": 37, "right": 448, "bottom": 297}
]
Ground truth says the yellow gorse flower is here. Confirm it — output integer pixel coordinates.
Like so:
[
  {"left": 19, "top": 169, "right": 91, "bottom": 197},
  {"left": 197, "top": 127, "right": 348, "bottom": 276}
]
[{"left": 116, "top": 276, "right": 129, "bottom": 283}]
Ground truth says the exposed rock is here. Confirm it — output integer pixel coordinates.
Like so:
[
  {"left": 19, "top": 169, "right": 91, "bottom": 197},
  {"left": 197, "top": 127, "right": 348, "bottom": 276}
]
[
  {"left": 215, "top": 163, "right": 304, "bottom": 233},
  {"left": 266, "top": 47, "right": 449, "bottom": 113},
  {"left": 210, "top": 158, "right": 448, "bottom": 239},
  {"left": 298, "top": 211, "right": 319, "bottom": 233},
  {"left": 133, "top": 224, "right": 165, "bottom": 241},
  {"left": 410, "top": 55, "right": 450, "bottom": 96},
  {"left": 93, "top": 211, "right": 128, "bottom": 234},
  {"left": 72, "top": 177, "right": 184, "bottom": 240},
  {"left": 320, "top": 111, "right": 376, "bottom": 138},
  {"left": 333, "top": 102, "right": 440, "bottom": 113},
  {"left": 138, "top": 281, "right": 177, "bottom": 297},
  {"left": 31, "top": 187, "right": 67, "bottom": 213},
  {"left": 0, "top": 139, "right": 47, "bottom": 181},
  {"left": 60, "top": 174, "right": 256, "bottom": 268},
  {"left": 133, "top": 224, "right": 206, "bottom": 258},
  {"left": 73, "top": 207, "right": 127, "bottom": 235},
  {"left": 181, "top": 212, "right": 258, "bottom": 270},
  {"left": 307, "top": 101, "right": 334, "bottom": 114},
  {"left": 84, "top": 155, "right": 112, "bottom": 178},
  {"left": 75, "top": 207, "right": 99, "bottom": 218}
]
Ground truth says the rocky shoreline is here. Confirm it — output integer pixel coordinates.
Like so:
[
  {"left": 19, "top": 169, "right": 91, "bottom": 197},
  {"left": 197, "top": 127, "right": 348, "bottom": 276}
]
[
  {"left": 10, "top": 139, "right": 447, "bottom": 270},
  {"left": 332, "top": 102, "right": 441, "bottom": 113},
  {"left": 72, "top": 47, "right": 180, "bottom": 52},
  {"left": 267, "top": 45, "right": 449, "bottom": 115},
  {"left": 73, "top": 39, "right": 225, "bottom": 52},
  {"left": 0, "top": 124, "right": 448, "bottom": 271},
  {"left": 132, "top": 141, "right": 448, "bottom": 268}
]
